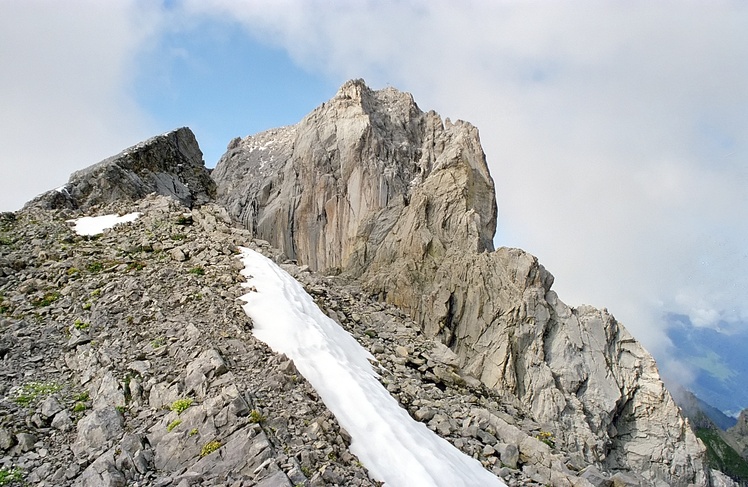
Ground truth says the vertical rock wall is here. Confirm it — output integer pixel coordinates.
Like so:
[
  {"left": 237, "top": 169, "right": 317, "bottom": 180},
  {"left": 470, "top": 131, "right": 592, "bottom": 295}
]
[{"left": 212, "top": 79, "right": 496, "bottom": 275}]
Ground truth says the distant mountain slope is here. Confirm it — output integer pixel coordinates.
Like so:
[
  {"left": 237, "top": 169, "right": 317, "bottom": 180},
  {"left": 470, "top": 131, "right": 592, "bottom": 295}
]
[
  {"left": 672, "top": 388, "right": 748, "bottom": 485},
  {"left": 728, "top": 410, "right": 748, "bottom": 461},
  {"left": 672, "top": 386, "right": 738, "bottom": 430},
  {"left": 667, "top": 313, "right": 748, "bottom": 417},
  {"left": 696, "top": 428, "right": 748, "bottom": 486}
]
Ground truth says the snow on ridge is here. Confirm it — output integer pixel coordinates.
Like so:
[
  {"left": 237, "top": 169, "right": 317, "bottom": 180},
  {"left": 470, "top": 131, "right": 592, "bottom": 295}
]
[
  {"left": 238, "top": 247, "right": 505, "bottom": 487},
  {"left": 67, "top": 212, "right": 141, "bottom": 236}
]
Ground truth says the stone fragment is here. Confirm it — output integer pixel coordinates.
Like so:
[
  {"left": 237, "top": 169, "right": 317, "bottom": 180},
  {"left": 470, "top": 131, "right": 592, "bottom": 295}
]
[
  {"left": 498, "top": 443, "right": 519, "bottom": 470},
  {"left": 73, "top": 406, "right": 124, "bottom": 460},
  {"left": 51, "top": 410, "right": 74, "bottom": 432},
  {"left": 94, "top": 371, "right": 125, "bottom": 408},
  {"left": 427, "top": 342, "right": 460, "bottom": 368},
  {"left": 39, "top": 396, "right": 63, "bottom": 419},
  {"left": 580, "top": 466, "right": 612, "bottom": 487},
  {"left": 16, "top": 432, "right": 37, "bottom": 452},
  {"left": 229, "top": 395, "right": 250, "bottom": 417},
  {"left": 394, "top": 346, "right": 409, "bottom": 358},
  {"left": 127, "top": 360, "right": 151, "bottom": 375},
  {"left": 170, "top": 248, "right": 187, "bottom": 262},
  {"left": 74, "top": 449, "right": 126, "bottom": 487},
  {"left": 0, "top": 427, "right": 14, "bottom": 451}
]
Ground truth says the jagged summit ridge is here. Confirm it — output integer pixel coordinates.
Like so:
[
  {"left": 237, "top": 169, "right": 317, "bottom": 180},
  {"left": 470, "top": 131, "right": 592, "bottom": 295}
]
[
  {"left": 2, "top": 78, "right": 730, "bottom": 486},
  {"left": 213, "top": 80, "right": 711, "bottom": 486}
]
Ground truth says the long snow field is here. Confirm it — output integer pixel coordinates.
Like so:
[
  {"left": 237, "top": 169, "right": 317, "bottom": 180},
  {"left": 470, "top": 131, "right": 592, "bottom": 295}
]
[{"left": 238, "top": 247, "right": 505, "bottom": 487}]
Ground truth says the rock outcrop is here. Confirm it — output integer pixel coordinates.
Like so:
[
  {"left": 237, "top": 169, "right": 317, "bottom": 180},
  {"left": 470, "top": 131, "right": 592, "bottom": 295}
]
[
  {"left": 213, "top": 79, "right": 710, "bottom": 486},
  {"left": 0, "top": 197, "right": 379, "bottom": 487},
  {"left": 27, "top": 127, "right": 215, "bottom": 210},
  {"left": 213, "top": 79, "right": 496, "bottom": 275},
  {"left": 0, "top": 79, "right": 726, "bottom": 486},
  {"left": 1, "top": 194, "right": 622, "bottom": 487}
]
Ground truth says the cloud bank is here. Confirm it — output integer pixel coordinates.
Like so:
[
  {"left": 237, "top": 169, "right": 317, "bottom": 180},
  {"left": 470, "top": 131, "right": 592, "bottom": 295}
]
[{"left": 0, "top": 0, "right": 161, "bottom": 210}]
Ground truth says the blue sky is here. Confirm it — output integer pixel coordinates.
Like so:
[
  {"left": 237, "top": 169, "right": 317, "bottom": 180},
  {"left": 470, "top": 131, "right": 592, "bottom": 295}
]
[
  {"left": 2, "top": 0, "right": 747, "bottom": 412},
  {"left": 133, "top": 17, "right": 338, "bottom": 166}
]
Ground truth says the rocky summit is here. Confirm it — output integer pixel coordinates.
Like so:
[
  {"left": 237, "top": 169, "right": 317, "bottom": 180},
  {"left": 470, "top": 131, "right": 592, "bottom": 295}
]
[{"left": 0, "top": 80, "right": 735, "bottom": 486}]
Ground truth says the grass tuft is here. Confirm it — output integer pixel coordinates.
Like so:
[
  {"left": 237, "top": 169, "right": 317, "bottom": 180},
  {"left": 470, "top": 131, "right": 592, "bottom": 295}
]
[
  {"left": 170, "top": 398, "right": 193, "bottom": 415},
  {"left": 200, "top": 440, "right": 221, "bottom": 457}
]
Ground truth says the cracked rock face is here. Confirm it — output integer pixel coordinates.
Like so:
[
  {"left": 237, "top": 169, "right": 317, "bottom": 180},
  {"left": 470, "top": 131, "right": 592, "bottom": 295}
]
[
  {"left": 212, "top": 79, "right": 497, "bottom": 276},
  {"left": 213, "top": 79, "right": 709, "bottom": 486},
  {"left": 27, "top": 127, "right": 216, "bottom": 211}
]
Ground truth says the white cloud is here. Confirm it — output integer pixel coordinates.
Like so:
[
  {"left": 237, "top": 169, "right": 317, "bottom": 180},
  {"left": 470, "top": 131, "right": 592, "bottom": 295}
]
[
  {"left": 0, "top": 0, "right": 162, "bottom": 210},
  {"left": 180, "top": 1, "right": 748, "bottom": 378}
]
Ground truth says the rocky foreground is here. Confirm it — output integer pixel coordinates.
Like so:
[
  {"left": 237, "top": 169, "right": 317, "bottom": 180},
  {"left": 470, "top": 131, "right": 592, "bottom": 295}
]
[{"left": 1, "top": 195, "right": 631, "bottom": 486}]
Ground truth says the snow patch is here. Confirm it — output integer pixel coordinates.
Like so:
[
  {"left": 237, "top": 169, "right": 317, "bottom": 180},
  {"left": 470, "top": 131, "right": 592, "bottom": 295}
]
[
  {"left": 238, "top": 247, "right": 504, "bottom": 487},
  {"left": 67, "top": 212, "right": 141, "bottom": 236}
]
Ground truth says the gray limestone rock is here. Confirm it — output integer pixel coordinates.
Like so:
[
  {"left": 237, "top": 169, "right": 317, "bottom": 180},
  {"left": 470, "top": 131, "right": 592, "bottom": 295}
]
[
  {"left": 74, "top": 449, "right": 126, "bottom": 487},
  {"left": 16, "top": 432, "right": 37, "bottom": 452},
  {"left": 212, "top": 79, "right": 496, "bottom": 276},
  {"left": 0, "top": 427, "right": 15, "bottom": 451},
  {"left": 39, "top": 396, "right": 63, "bottom": 419},
  {"left": 26, "top": 127, "right": 215, "bottom": 210},
  {"left": 73, "top": 406, "right": 124, "bottom": 460},
  {"left": 1, "top": 84, "right": 729, "bottom": 485}
]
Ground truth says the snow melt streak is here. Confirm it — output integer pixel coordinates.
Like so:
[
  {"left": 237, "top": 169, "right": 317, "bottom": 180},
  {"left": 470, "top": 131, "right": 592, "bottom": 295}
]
[
  {"left": 68, "top": 212, "right": 141, "bottom": 236},
  {"left": 238, "top": 248, "right": 504, "bottom": 487}
]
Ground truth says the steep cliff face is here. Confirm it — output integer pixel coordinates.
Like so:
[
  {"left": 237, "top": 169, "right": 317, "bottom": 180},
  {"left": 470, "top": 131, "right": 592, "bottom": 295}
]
[
  {"left": 399, "top": 249, "right": 707, "bottom": 484},
  {"left": 27, "top": 127, "right": 215, "bottom": 210},
  {"left": 213, "top": 79, "right": 496, "bottom": 275},
  {"left": 213, "top": 80, "right": 710, "bottom": 485}
]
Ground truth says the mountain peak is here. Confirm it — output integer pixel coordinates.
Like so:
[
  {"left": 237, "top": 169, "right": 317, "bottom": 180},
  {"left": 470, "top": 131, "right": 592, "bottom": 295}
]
[
  {"left": 214, "top": 79, "right": 497, "bottom": 274},
  {"left": 211, "top": 80, "right": 709, "bottom": 485},
  {"left": 4, "top": 80, "right": 722, "bottom": 486}
]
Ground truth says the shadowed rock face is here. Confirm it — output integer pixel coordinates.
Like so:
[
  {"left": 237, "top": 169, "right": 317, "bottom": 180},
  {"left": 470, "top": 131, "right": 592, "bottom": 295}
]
[
  {"left": 213, "top": 80, "right": 710, "bottom": 486},
  {"left": 27, "top": 127, "right": 215, "bottom": 210}
]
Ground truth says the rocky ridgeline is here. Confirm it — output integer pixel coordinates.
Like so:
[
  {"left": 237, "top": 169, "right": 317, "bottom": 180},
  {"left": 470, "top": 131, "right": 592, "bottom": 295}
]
[
  {"left": 28, "top": 127, "right": 215, "bottom": 211},
  {"left": 1, "top": 193, "right": 637, "bottom": 487},
  {"left": 213, "top": 80, "right": 714, "bottom": 486},
  {"left": 0, "top": 195, "right": 381, "bottom": 486}
]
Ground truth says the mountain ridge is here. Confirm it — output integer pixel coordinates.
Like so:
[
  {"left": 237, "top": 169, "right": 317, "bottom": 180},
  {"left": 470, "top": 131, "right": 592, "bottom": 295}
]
[
  {"left": 3, "top": 79, "right": 737, "bottom": 486},
  {"left": 212, "top": 79, "right": 710, "bottom": 486}
]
